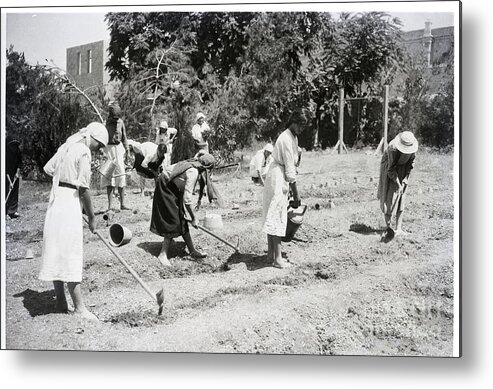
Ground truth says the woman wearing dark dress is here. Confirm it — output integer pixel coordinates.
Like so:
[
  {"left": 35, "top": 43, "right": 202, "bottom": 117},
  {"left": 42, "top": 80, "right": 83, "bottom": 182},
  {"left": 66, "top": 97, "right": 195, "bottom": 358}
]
[
  {"left": 150, "top": 153, "right": 215, "bottom": 266},
  {"left": 377, "top": 131, "right": 418, "bottom": 236}
]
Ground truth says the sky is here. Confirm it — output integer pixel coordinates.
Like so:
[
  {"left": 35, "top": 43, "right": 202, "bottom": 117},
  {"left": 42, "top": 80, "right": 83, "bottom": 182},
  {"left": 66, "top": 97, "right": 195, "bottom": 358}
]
[{"left": 3, "top": 4, "right": 456, "bottom": 70}]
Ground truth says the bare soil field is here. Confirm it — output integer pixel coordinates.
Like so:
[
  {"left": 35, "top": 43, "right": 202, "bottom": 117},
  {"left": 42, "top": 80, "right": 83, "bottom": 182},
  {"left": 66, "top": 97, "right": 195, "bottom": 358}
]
[{"left": 4, "top": 149, "right": 456, "bottom": 356}]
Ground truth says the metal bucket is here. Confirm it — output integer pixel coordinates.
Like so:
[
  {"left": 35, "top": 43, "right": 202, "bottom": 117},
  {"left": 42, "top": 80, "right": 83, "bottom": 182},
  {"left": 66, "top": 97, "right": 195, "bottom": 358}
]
[
  {"left": 99, "top": 159, "right": 118, "bottom": 179},
  {"left": 108, "top": 223, "right": 133, "bottom": 247},
  {"left": 282, "top": 205, "right": 307, "bottom": 242},
  {"left": 203, "top": 213, "right": 223, "bottom": 231}
]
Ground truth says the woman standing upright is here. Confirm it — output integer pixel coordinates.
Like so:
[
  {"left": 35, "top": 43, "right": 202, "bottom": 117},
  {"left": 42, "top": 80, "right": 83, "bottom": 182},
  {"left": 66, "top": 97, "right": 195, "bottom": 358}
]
[
  {"left": 39, "top": 122, "right": 108, "bottom": 321},
  {"left": 191, "top": 112, "right": 212, "bottom": 155},
  {"left": 150, "top": 153, "right": 216, "bottom": 267},
  {"left": 377, "top": 131, "right": 418, "bottom": 236},
  {"left": 102, "top": 102, "right": 131, "bottom": 211},
  {"left": 263, "top": 109, "right": 306, "bottom": 269}
]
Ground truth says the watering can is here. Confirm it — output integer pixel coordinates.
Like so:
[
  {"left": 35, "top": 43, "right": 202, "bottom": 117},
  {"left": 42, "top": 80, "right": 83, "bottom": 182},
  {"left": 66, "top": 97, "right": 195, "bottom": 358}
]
[{"left": 282, "top": 203, "right": 308, "bottom": 242}]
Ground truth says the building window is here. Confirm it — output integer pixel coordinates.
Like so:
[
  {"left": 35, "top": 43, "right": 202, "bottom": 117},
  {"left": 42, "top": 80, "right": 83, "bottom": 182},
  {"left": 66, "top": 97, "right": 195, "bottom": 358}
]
[
  {"left": 77, "top": 52, "right": 82, "bottom": 75},
  {"left": 87, "top": 49, "right": 92, "bottom": 74}
]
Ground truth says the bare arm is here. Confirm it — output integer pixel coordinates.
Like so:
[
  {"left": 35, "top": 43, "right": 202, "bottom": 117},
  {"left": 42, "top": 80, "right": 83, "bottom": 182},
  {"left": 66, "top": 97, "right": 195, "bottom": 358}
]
[
  {"left": 79, "top": 187, "right": 96, "bottom": 232},
  {"left": 257, "top": 169, "right": 265, "bottom": 186},
  {"left": 185, "top": 203, "right": 198, "bottom": 228},
  {"left": 289, "top": 181, "right": 300, "bottom": 207}
]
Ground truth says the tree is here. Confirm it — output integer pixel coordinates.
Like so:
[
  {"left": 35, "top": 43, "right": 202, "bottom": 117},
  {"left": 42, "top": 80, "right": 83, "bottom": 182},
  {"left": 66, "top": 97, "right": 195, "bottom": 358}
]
[
  {"left": 6, "top": 47, "right": 99, "bottom": 174},
  {"left": 104, "top": 11, "right": 407, "bottom": 158},
  {"left": 311, "top": 12, "right": 404, "bottom": 148}
]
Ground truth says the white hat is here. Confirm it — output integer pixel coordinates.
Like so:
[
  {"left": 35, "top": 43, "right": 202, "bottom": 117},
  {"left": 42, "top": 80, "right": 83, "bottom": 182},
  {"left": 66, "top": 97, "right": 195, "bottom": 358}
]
[
  {"left": 393, "top": 131, "right": 418, "bottom": 154},
  {"left": 87, "top": 122, "right": 108, "bottom": 146},
  {"left": 159, "top": 120, "right": 168, "bottom": 129},
  {"left": 263, "top": 143, "right": 274, "bottom": 153},
  {"left": 196, "top": 112, "right": 206, "bottom": 121}
]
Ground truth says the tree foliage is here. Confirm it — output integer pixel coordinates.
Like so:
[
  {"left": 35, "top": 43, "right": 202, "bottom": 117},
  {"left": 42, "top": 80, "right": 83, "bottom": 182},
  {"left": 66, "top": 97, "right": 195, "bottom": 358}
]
[
  {"left": 5, "top": 47, "right": 100, "bottom": 175},
  {"left": 6, "top": 11, "right": 453, "bottom": 180},
  {"left": 105, "top": 12, "right": 406, "bottom": 156}
]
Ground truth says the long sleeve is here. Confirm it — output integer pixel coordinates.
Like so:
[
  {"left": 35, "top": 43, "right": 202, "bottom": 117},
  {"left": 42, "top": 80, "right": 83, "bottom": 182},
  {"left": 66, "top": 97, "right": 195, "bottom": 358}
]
[
  {"left": 402, "top": 153, "right": 416, "bottom": 184},
  {"left": 386, "top": 147, "right": 399, "bottom": 182},
  {"left": 183, "top": 168, "right": 199, "bottom": 205},
  {"left": 274, "top": 130, "right": 298, "bottom": 183}
]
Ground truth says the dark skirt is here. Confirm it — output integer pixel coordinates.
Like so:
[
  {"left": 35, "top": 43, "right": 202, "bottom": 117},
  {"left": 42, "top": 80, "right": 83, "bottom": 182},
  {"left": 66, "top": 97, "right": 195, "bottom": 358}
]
[{"left": 150, "top": 175, "right": 189, "bottom": 238}]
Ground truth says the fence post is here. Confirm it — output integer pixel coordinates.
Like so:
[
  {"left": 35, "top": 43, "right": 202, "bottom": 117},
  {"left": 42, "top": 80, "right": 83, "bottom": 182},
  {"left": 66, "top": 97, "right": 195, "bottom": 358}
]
[
  {"left": 375, "top": 85, "right": 390, "bottom": 155},
  {"left": 383, "top": 84, "right": 389, "bottom": 151},
  {"left": 332, "top": 87, "right": 348, "bottom": 154}
]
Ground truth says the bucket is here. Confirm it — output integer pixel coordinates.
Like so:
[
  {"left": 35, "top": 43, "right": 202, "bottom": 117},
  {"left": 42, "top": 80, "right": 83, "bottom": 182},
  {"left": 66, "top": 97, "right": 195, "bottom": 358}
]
[
  {"left": 99, "top": 159, "right": 118, "bottom": 179},
  {"left": 203, "top": 213, "right": 223, "bottom": 231},
  {"left": 108, "top": 223, "right": 133, "bottom": 246},
  {"left": 282, "top": 204, "right": 307, "bottom": 242}
]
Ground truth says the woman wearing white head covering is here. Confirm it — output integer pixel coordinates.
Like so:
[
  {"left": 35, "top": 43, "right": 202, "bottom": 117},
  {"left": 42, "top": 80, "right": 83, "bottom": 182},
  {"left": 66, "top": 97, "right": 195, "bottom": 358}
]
[
  {"left": 249, "top": 143, "right": 274, "bottom": 185},
  {"left": 377, "top": 131, "right": 418, "bottom": 236},
  {"left": 191, "top": 112, "right": 211, "bottom": 154},
  {"left": 39, "top": 122, "right": 108, "bottom": 321}
]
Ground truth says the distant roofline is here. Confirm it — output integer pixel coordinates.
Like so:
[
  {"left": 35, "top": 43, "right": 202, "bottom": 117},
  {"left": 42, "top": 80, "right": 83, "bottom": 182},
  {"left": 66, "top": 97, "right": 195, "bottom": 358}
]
[
  {"left": 66, "top": 39, "right": 107, "bottom": 50},
  {"left": 402, "top": 25, "right": 454, "bottom": 34}
]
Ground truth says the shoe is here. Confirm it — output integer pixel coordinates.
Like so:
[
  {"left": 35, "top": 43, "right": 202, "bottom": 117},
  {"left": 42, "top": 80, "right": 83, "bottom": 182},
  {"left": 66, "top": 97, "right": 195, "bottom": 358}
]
[
  {"left": 8, "top": 212, "right": 20, "bottom": 219},
  {"left": 120, "top": 205, "right": 132, "bottom": 211},
  {"left": 190, "top": 250, "right": 207, "bottom": 259}
]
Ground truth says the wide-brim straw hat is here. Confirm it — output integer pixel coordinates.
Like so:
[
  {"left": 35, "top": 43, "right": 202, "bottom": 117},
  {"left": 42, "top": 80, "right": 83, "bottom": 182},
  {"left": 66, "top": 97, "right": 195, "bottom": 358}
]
[{"left": 393, "top": 131, "right": 418, "bottom": 154}]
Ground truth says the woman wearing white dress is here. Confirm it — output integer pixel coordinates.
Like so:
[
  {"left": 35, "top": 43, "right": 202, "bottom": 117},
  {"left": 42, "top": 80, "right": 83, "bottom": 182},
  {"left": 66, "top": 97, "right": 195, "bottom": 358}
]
[
  {"left": 191, "top": 112, "right": 212, "bottom": 154},
  {"left": 262, "top": 110, "right": 306, "bottom": 268},
  {"left": 39, "top": 122, "right": 108, "bottom": 321}
]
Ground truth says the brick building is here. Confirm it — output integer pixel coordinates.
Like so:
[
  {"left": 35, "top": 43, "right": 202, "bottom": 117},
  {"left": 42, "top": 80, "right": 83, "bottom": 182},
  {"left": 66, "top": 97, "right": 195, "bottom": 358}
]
[
  {"left": 397, "top": 21, "right": 455, "bottom": 95},
  {"left": 66, "top": 40, "right": 110, "bottom": 92},
  {"left": 401, "top": 21, "right": 454, "bottom": 67}
]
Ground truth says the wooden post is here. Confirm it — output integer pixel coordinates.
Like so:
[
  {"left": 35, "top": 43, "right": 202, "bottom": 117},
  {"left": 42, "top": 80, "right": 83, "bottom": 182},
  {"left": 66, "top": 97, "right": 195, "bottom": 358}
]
[
  {"left": 332, "top": 88, "right": 348, "bottom": 154},
  {"left": 338, "top": 88, "right": 344, "bottom": 154},
  {"left": 375, "top": 85, "right": 390, "bottom": 155},
  {"left": 383, "top": 84, "right": 389, "bottom": 150}
]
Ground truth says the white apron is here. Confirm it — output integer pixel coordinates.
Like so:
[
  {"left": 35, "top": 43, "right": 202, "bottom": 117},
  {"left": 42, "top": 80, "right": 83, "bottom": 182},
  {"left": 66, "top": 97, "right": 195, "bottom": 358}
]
[
  {"left": 39, "top": 186, "right": 84, "bottom": 282},
  {"left": 262, "top": 162, "right": 290, "bottom": 237}
]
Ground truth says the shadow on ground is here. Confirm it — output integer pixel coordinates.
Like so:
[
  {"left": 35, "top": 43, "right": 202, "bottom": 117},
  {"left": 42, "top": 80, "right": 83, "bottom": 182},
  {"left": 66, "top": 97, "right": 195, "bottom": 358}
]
[
  {"left": 226, "top": 252, "right": 273, "bottom": 271},
  {"left": 349, "top": 223, "right": 385, "bottom": 235},
  {"left": 137, "top": 240, "right": 189, "bottom": 259},
  {"left": 13, "top": 288, "right": 59, "bottom": 317}
]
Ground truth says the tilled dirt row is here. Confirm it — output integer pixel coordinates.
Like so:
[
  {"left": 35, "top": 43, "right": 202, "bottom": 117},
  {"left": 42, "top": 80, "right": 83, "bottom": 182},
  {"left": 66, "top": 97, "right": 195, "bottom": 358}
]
[{"left": 5, "top": 151, "right": 455, "bottom": 355}]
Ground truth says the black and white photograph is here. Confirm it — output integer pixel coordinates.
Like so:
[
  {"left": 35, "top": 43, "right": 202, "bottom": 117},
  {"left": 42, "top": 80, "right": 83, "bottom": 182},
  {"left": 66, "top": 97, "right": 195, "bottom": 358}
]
[{"left": 1, "top": 0, "right": 461, "bottom": 362}]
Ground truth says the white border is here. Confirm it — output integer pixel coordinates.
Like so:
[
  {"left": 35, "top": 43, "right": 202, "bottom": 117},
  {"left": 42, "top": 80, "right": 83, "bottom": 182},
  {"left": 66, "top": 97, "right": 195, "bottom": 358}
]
[{"left": 1, "top": 0, "right": 461, "bottom": 358}]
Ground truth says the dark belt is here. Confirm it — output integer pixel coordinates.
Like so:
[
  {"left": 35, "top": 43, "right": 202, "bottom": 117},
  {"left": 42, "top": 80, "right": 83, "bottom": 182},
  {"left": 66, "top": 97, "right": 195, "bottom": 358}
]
[{"left": 59, "top": 182, "right": 77, "bottom": 190}]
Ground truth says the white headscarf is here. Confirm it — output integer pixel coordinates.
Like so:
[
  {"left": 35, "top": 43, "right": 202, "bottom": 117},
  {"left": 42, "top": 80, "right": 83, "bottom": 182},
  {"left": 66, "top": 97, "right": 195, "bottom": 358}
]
[{"left": 45, "top": 122, "right": 108, "bottom": 205}]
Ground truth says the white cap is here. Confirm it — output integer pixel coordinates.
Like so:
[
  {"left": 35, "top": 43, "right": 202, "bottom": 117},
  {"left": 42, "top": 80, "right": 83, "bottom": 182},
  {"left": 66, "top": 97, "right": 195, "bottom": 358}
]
[
  {"left": 86, "top": 122, "right": 108, "bottom": 146},
  {"left": 263, "top": 143, "right": 273, "bottom": 153}
]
